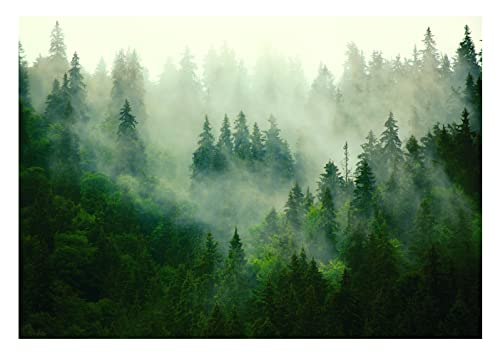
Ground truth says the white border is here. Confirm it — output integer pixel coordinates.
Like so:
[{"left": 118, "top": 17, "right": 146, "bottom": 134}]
[{"left": 2, "top": 1, "right": 498, "bottom": 355}]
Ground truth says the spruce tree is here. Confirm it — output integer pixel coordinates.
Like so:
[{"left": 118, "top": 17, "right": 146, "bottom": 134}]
[
  {"left": 264, "top": 116, "right": 295, "bottom": 180},
  {"left": 421, "top": 27, "right": 439, "bottom": 74},
  {"left": 453, "top": 25, "right": 481, "bottom": 83},
  {"left": 192, "top": 115, "right": 216, "bottom": 179},
  {"left": 317, "top": 160, "right": 344, "bottom": 205},
  {"left": 19, "top": 42, "right": 31, "bottom": 105},
  {"left": 352, "top": 158, "right": 376, "bottom": 219},
  {"left": 284, "top": 182, "right": 305, "bottom": 230},
  {"left": 320, "top": 186, "right": 339, "bottom": 247},
  {"left": 380, "top": 112, "right": 404, "bottom": 173},
  {"left": 250, "top": 122, "right": 265, "bottom": 162},
  {"left": 49, "top": 21, "right": 67, "bottom": 62},
  {"left": 68, "top": 52, "right": 89, "bottom": 122},
  {"left": 118, "top": 99, "right": 138, "bottom": 138},
  {"left": 217, "top": 114, "right": 233, "bottom": 154},
  {"left": 233, "top": 111, "right": 251, "bottom": 160}
]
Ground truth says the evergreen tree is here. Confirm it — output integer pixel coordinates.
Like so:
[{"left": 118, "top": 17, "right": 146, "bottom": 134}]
[
  {"left": 317, "top": 160, "right": 344, "bottom": 205},
  {"left": 117, "top": 99, "right": 138, "bottom": 139},
  {"left": 250, "top": 122, "right": 265, "bottom": 162},
  {"left": 192, "top": 116, "right": 216, "bottom": 179},
  {"left": 421, "top": 27, "right": 439, "bottom": 74},
  {"left": 359, "top": 130, "right": 380, "bottom": 167},
  {"left": 68, "top": 52, "right": 89, "bottom": 122},
  {"left": 263, "top": 116, "right": 295, "bottom": 180},
  {"left": 352, "top": 158, "right": 376, "bottom": 219},
  {"left": 19, "top": 42, "right": 31, "bottom": 105},
  {"left": 341, "top": 141, "right": 351, "bottom": 184},
  {"left": 319, "top": 186, "right": 339, "bottom": 247},
  {"left": 453, "top": 25, "right": 481, "bottom": 83},
  {"left": 49, "top": 21, "right": 67, "bottom": 63},
  {"left": 284, "top": 182, "right": 305, "bottom": 230},
  {"left": 116, "top": 100, "right": 144, "bottom": 175},
  {"left": 233, "top": 111, "right": 251, "bottom": 160},
  {"left": 303, "top": 187, "right": 314, "bottom": 212},
  {"left": 380, "top": 112, "right": 404, "bottom": 173},
  {"left": 213, "top": 114, "right": 233, "bottom": 172},
  {"left": 217, "top": 114, "right": 233, "bottom": 154}
]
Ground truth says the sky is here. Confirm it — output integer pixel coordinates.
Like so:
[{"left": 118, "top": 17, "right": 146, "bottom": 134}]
[{"left": 19, "top": 16, "right": 482, "bottom": 83}]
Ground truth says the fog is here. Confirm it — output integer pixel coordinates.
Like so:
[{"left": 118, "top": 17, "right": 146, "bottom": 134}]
[{"left": 19, "top": 16, "right": 482, "bottom": 249}]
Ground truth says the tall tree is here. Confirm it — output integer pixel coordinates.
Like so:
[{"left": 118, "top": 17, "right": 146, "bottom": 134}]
[
  {"left": 68, "top": 52, "right": 89, "bottom": 122},
  {"left": 284, "top": 182, "right": 305, "bottom": 230},
  {"left": 192, "top": 115, "right": 216, "bottom": 179},
  {"left": 19, "top": 42, "right": 31, "bottom": 105},
  {"left": 380, "top": 112, "right": 403, "bottom": 174},
  {"left": 49, "top": 21, "right": 67, "bottom": 63},
  {"left": 317, "top": 160, "right": 344, "bottom": 205},
  {"left": 352, "top": 158, "right": 376, "bottom": 219},
  {"left": 233, "top": 111, "right": 251, "bottom": 161},
  {"left": 263, "top": 116, "right": 295, "bottom": 180},
  {"left": 116, "top": 100, "right": 144, "bottom": 175},
  {"left": 420, "top": 27, "right": 440, "bottom": 74},
  {"left": 453, "top": 25, "right": 481, "bottom": 84},
  {"left": 250, "top": 122, "right": 265, "bottom": 162}
]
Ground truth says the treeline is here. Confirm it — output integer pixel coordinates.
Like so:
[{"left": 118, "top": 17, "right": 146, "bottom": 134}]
[
  {"left": 19, "top": 21, "right": 481, "bottom": 338},
  {"left": 191, "top": 112, "right": 294, "bottom": 182}
]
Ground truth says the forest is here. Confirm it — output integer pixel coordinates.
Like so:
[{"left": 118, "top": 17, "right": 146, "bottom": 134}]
[{"left": 19, "top": 20, "right": 481, "bottom": 338}]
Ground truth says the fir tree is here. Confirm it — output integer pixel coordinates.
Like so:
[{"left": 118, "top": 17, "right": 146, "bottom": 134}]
[
  {"left": 380, "top": 112, "right": 404, "bottom": 173},
  {"left": 192, "top": 115, "right": 216, "bottom": 179},
  {"left": 317, "top": 160, "right": 344, "bottom": 205},
  {"left": 454, "top": 25, "right": 481, "bottom": 83},
  {"left": 233, "top": 111, "right": 251, "bottom": 160},
  {"left": 19, "top": 42, "right": 31, "bottom": 105},
  {"left": 117, "top": 99, "right": 138, "bottom": 139},
  {"left": 49, "top": 21, "right": 67, "bottom": 62},
  {"left": 352, "top": 158, "right": 376, "bottom": 219},
  {"left": 68, "top": 52, "right": 89, "bottom": 122},
  {"left": 421, "top": 27, "right": 439, "bottom": 74},
  {"left": 264, "top": 116, "right": 295, "bottom": 180},
  {"left": 285, "top": 182, "right": 305, "bottom": 230},
  {"left": 250, "top": 122, "right": 265, "bottom": 162}
]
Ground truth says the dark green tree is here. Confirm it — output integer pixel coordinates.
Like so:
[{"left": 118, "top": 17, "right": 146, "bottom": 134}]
[
  {"left": 68, "top": 52, "right": 89, "bottom": 122},
  {"left": 250, "top": 122, "right": 265, "bottom": 162},
  {"left": 284, "top": 182, "right": 305, "bottom": 230},
  {"left": 352, "top": 158, "right": 376, "bottom": 219},
  {"left": 192, "top": 116, "right": 216, "bottom": 179},
  {"left": 233, "top": 111, "right": 251, "bottom": 160}
]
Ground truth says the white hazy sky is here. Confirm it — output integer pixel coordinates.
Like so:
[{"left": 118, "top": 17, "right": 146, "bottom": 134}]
[{"left": 19, "top": 16, "right": 482, "bottom": 83}]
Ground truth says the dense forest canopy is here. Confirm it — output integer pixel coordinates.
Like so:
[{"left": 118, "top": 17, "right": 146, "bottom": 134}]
[{"left": 20, "top": 19, "right": 481, "bottom": 338}]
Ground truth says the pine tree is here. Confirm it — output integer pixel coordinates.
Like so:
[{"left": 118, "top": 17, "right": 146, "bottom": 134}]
[
  {"left": 68, "top": 52, "right": 89, "bottom": 122},
  {"left": 250, "top": 122, "right": 265, "bottom": 162},
  {"left": 380, "top": 112, "right": 404, "bottom": 173},
  {"left": 116, "top": 100, "right": 144, "bottom": 175},
  {"left": 226, "top": 227, "right": 246, "bottom": 272},
  {"left": 342, "top": 141, "right": 351, "bottom": 183},
  {"left": 192, "top": 116, "right": 216, "bottom": 179},
  {"left": 49, "top": 21, "right": 67, "bottom": 62},
  {"left": 117, "top": 99, "right": 138, "bottom": 139},
  {"left": 303, "top": 187, "right": 314, "bottom": 212},
  {"left": 454, "top": 25, "right": 481, "bottom": 83},
  {"left": 421, "top": 27, "right": 439, "bottom": 74},
  {"left": 317, "top": 160, "right": 344, "bottom": 205},
  {"left": 359, "top": 130, "right": 380, "bottom": 167},
  {"left": 352, "top": 158, "right": 376, "bottom": 219},
  {"left": 320, "top": 186, "right": 339, "bottom": 246},
  {"left": 19, "top": 42, "right": 31, "bottom": 105},
  {"left": 217, "top": 114, "right": 233, "bottom": 154},
  {"left": 264, "top": 116, "right": 295, "bottom": 180},
  {"left": 284, "top": 182, "right": 305, "bottom": 230},
  {"left": 233, "top": 111, "right": 251, "bottom": 160},
  {"left": 213, "top": 114, "right": 233, "bottom": 172}
]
